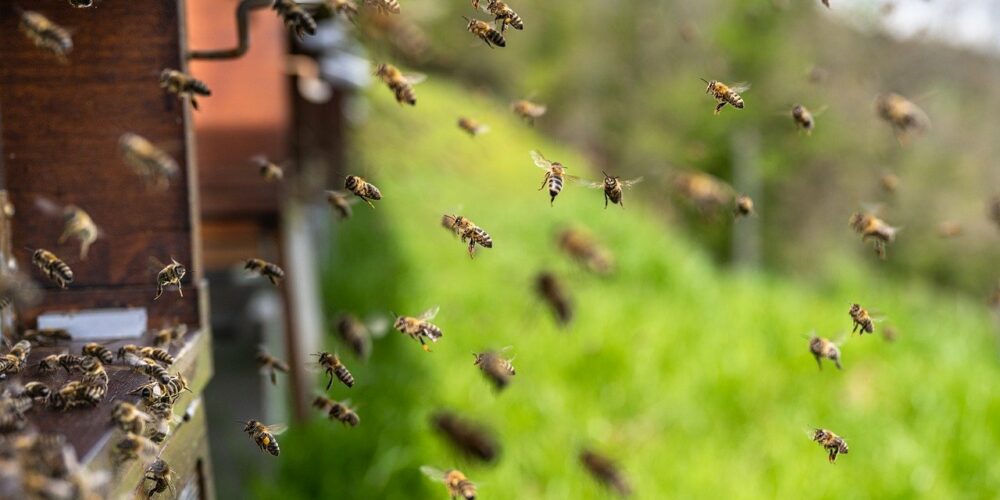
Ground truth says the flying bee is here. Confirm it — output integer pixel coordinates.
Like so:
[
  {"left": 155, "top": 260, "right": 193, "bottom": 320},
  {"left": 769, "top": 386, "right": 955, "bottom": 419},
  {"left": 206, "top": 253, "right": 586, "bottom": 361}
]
[
  {"left": 473, "top": 347, "right": 516, "bottom": 390},
  {"left": 325, "top": 190, "right": 358, "bottom": 220},
  {"left": 111, "top": 402, "right": 152, "bottom": 435},
  {"left": 159, "top": 69, "right": 212, "bottom": 110},
  {"left": 702, "top": 79, "right": 750, "bottom": 114},
  {"left": 245, "top": 258, "right": 285, "bottom": 286},
  {"left": 812, "top": 428, "right": 848, "bottom": 463},
  {"left": 791, "top": 105, "right": 818, "bottom": 134},
  {"left": 441, "top": 214, "right": 494, "bottom": 257},
  {"left": 420, "top": 466, "right": 477, "bottom": 500},
  {"left": 374, "top": 63, "right": 425, "bottom": 106},
  {"left": 512, "top": 99, "right": 546, "bottom": 124},
  {"left": 252, "top": 156, "right": 285, "bottom": 182},
  {"left": 673, "top": 171, "right": 733, "bottom": 217},
  {"left": 480, "top": 0, "right": 523, "bottom": 33},
  {"left": 849, "top": 303, "right": 875, "bottom": 335},
  {"left": 314, "top": 352, "right": 354, "bottom": 389},
  {"left": 114, "top": 432, "right": 157, "bottom": 464},
  {"left": 256, "top": 347, "right": 289, "bottom": 385},
  {"left": 58, "top": 205, "right": 99, "bottom": 260},
  {"left": 734, "top": 194, "right": 755, "bottom": 218},
  {"left": 154, "top": 258, "right": 186, "bottom": 300},
  {"left": 153, "top": 322, "right": 188, "bottom": 348},
  {"left": 365, "top": 0, "right": 401, "bottom": 15},
  {"left": 536, "top": 272, "right": 572, "bottom": 326},
  {"left": 273, "top": 0, "right": 317, "bottom": 39},
  {"left": 874, "top": 92, "right": 930, "bottom": 143},
  {"left": 457, "top": 117, "right": 490, "bottom": 137},
  {"left": 140, "top": 346, "right": 175, "bottom": 366},
  {"left": 31, "top": 249, "right": 73, "bottom": 288},
  {"left": 313, "top": 395, "right": 334, "bottom": 413},
  {"left": 808, "top": 335, "right": 842, "bottom": 370},
  {"left": 558, "top": 227, "right": 614, "bottom": 275},
  {"left": 849, "top": 211, "right": 897, "bottom": 259},
  {"left": 144, "top": 459, "right": 175, "bottom": 496},
  {"left": 345, "top": 175, "right": 383, "bottom": 208},
  {"left": 880, "top": 172, "right": 899, "bottom": 194},
  {"left": 242, "top": 420, "right": 287, "bottom": 456},
  {"left": 19, "top": 11, "right": 72, "bottom": 61},
  {"left": 586, "top": 172, "right": 643, "bottom": 209},
  {"left": 580, "top": 449, "right": 632, "bottom": 497},
  {"left": 531, "top": 150, "right": 582, "bottom": 206},
  {"left": 23, "top": 328, "right": 72, "bottom": 345},
  {"left": 430, "top": 411, "right": 500, "bottom": 463},
  {"left": 119, "top": 133, "right": 180, "bottom": 190},
  {"left": 393, "top": 306, "right": 443, "bottom": 352},
  {"left": 328, "top": 400, "right": 360, "bottom": 427},
  {"left": 81, "top": 343, "right": 113, "bottom": 364},
  {"left": 336, "top": 314, "right": 383, "bottom": 361},
  {"left": 464, "top": 17, "right": 506, "bottom": 48}
]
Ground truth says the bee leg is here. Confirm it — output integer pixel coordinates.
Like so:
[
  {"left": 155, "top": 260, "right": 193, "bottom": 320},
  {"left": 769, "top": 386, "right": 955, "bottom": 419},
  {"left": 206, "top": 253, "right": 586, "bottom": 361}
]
[
  {"left": 177, "top": 284, "right": 183, "bottom": 297},
  {"left": 362, "top": 197, "right": 375, "bottom": 209},
  {"left": 154, "top": 286, "right": 163, "bottom": 300},
  {"left": 190, "top": 96, "right": 199, "bottom": 111},
  {"left": 833, "top": 358, "right": 842, "bottom": 370},
  {"left": 538, "top": 173, "right": 550, "bottom": 191},
  {"left": 604, "top": 193, "right": 609, "bottom": 209},
  {"left": 714, "top": 101, "right": 727, "bottom": 114},
  {"left": 268, "top": 275, "right": 279, "bottom": 286},
  {"left": 326, "top": 372, "right": 333, "bottom": 391},
  {"left": 814, "top": 355, "right": 822, "bottom": 370}
]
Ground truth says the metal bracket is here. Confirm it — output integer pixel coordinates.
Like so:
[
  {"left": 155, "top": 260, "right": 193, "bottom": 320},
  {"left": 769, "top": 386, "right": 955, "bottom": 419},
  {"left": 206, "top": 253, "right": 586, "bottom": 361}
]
[{"left": 187, "top": 0, "right": 273, "bottom": 60}]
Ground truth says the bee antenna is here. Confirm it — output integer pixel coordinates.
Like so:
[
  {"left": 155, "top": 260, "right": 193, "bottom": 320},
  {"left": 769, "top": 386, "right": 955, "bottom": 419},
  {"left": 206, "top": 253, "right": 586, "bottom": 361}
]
[
  {"left": 699, "top": 78, "right": 710, "bottom": 84},
  {"left": 390, "top": 311, "right": 398, "bottom": 319},
  {"left": 462, "top": 16, "right": 470, "bottom": 22}
]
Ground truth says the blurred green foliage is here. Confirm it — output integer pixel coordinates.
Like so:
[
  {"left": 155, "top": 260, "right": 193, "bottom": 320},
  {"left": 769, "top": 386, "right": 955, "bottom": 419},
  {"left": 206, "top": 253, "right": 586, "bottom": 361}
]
[{"left": 253, "top": 79, "right": 1000, "bottom": 499}]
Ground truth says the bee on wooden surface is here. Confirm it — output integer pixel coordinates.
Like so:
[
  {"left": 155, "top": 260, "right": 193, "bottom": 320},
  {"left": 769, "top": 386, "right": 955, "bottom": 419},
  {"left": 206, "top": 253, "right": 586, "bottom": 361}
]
[
  {"left": 273, "top": 0, "right": 317, "bottom": 39},
  {"left": 791, "top": 105, "right": 816, "bottom": 134},
  {"left": 153, "top": 323, "right": 189, "bottom": 348},
  {"left": 252, "top": 156, "right": 285, "bottom": 182},
  {"left": 116, "top": 344, "right": 143, "bottom": 367},
  {"left": 531, "top": 150, "right": 583, "bottom": 206},
  {"left": 374, "top": 63, "right": 425, "bottom": 106},
  {"left": 314, "top": 352, "right": 354, "bottom": 390},
  {"left": 37, "top": 354, "right": 62, "bottom": 373},
  {"left": 464, "top": 17, "right": 506, "bottom": 47},
  {"left": 0, "top": 397, "right": 29, "bottom": 433},
  {"left": 111, "top": 402, "right": 152, "bottom": 435},
  {"left": 31, "top": 249, "right": 73, "bottom": 288},
  {"left": 22, "top": 382, "right": 50, "bottom": 401},
  {"left": 480, "top": 0, "right": 523, "bottom": 33},
  {"left": 430, "top": 411, "right": 500, "bottom": 463},
  {"left": 329, "top": 400, "right": 360, "bottom": 427},
  {"left": 365, "top": 0, "right": 401, "bottom": 15},
  {"left": 849, "top": 210, "right": 897, "bottom": 259},
  {"left": 23, "top": 327, "right": 73, "bottom": 345},
  {"left": 49, "top": 380, "right": 104, "bottom": 410},
  {"left": 242, "top": 419, "right": 287, "bottom": 456},
  {"left": 80, "top": 356, "right": 108, "bottom": 386},
  {"left": 325, "top": 190, "right": 358, "bottom": 220},
  {"left": 734, "top": 194, "right": 755, "bottom": 218},
  {"left": 808, "top": 335, "right": 842, "bottom": 370},
  {"left": 393, "top": 306, "right": 443, "bottom": 352},
  {"left": 119, "top": 133, "right": 180, "bottom": 191},
  {"left": 849, "top": 303, "right": 875, "bottom": 335},
  {"left": 672, "top": 171, "right": 733, "bottom": 216},
  {"left": 558, "top": 227, "right": 614, "bottom": 275},
  {"left": 936, "top": 221, "right": 962, "bottom": 238},
  {"left": 144, "top": 458, "right": 175, "bottom": 496},
  {"left": 880, "top": 172, "right": 899, "bottom": 194},
  {"left": 139, "top": 346, "right": 175, "bottom": 366},
  {"left": 160, "top": 374, "right": 190, "bottom": 397},
  {"left": 536, "top": 272, "right": 572, "bottom": 326},
  {"left": 457, "top": 117, "right": 490, "bottom": 137},
  {"left": 8, "top": 340, "right": 31, "bottom": 362},
  {"left": 256, "top": 347, "right": 289, "bottom": 386},
  {"left": 245, "top": 258, "right": 285, "bottom": 286},
  {"left": 473, "top": 347, "right": 516, "bottom": 390},
  {"left": 114, "top": 432, "right": 157, "bottom": 464},
  {"left": 345, "top": 175, "right": 383, "bottom": 208},
  {"left": 145, "top": 395, "right": 178, "bottom": 421},
  {"left": 159, "top": 69, "right": 212, "bottom": 110},
  {"left": 441, "top": 214, "right": 493, "bottom": 258},
  {"left": 512, "top": 99, "right": 546, "bottom": 124},
  {"left": 154, "top": 258, "right": 186, "bottom": 300},
  {"left": 580, "top": 449, "right": 632, "bottom": 496},
  {"left": 0, "top": 354, "right": 25, "bottom": 379},
  {"left": 57, "top": 353, "right": 87, "bottom": 374},
  {"left": 19, "top": 11, "right": 72, "bottom": 61},
  {"left": 812, "top": 428, "right": 848, "bottom": 463},
  {"left": 874, "top": 92, "right": 930, "bottom": 143},
  {"left": 420, "top": 466, "right": 477, "bottom": 500},
  {"left": 58, "top": 205, "right": 99, "bottom": 260},
  {"left": 137, "top": 358, "right": 171, "bottom": 385},
  {"left": 80, "top": 343, "right": 113, "bottom": 364},
  {"left": 701, "top": 79, "right": 750, "bottom": 114},
  {"left": 585, "top": 172, "right": 643, "bottom": 209},
  {"left": 148, "top": 416, "right": 171, "bottom": 443}
]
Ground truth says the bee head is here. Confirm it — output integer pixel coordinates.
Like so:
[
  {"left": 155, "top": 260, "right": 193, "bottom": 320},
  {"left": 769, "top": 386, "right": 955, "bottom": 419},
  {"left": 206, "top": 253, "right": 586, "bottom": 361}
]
[{"left": 242, "top": 420, "right": 257, "bottom": 432}]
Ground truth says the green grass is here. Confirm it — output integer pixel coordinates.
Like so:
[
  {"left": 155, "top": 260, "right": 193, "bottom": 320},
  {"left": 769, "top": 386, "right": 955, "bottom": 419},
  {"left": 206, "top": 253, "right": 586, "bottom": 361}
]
[{"left": 254, "top": 78, "right": 1000, "bottom": 499}]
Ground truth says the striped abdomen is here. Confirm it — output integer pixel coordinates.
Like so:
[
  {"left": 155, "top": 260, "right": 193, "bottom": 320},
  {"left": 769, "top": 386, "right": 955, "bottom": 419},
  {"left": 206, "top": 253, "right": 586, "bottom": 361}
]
[
  {"left": 20, "top": 12, "right": 72, "bottom": 58},
  {"left": 484, "top": 27, "right": 506, "bottom": 47},
  {"left": 140, "top": 347, "right": 175, "bottom": 366},
  {"left": 333, "top": 363, "right": 354, "bottom": 388},
  {"left": 472, "top": 227, "right": 493, "bottom": 248},
  {"left": 548, "top": 173, "right": 564, "bottom": 199},
  {"left": 420, "top": 322, "right": 443, "bottom": 341},
  {"left": 390, "top": 81, "right": 417, "bottom": 105},
  {"left": 33, "top": 250, "right": 73, "bottom": 288},
  {"left": 455, "top": 479, "right": 476, "bottom": 500},
  {"left": 726, "top": 90, "right": 745, "bottom": 109}
]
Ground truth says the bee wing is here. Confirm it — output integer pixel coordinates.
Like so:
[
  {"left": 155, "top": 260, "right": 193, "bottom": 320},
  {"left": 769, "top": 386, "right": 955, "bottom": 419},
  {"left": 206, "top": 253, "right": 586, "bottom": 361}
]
[
  {"left": 579, "top": 179, "right": 604, "bottom": 189},
  {"left": 530, "top": 150, "right": 553, "bottom": 170},
  {"left": 621, "top": 177, "right": 644, "bottom": 188},
  {"left": 418, "top": 306, "right": 440, "bottom": 321},
  {"left": 730, "top": 82, "right": 751, "bottom": 93},
  {"left": 404, "top": 73, "right": 426, "bottom": 85},
  {"left": 420, "top": 465, "right": 447, "bottom": 482},
  {"left": 264, "top": 423, "right": 288, "bottom": 435}
]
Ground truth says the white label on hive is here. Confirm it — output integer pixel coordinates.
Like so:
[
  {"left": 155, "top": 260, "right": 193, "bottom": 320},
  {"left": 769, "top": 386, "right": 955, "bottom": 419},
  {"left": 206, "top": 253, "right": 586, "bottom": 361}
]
[{"left": 37, "top": 308, "right": 147, "bottom": 340}]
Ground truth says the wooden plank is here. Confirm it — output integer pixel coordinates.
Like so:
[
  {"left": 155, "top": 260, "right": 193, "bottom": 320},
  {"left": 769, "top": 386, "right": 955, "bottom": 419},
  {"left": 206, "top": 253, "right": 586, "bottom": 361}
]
[{"left": 17, "top": 286, "right": 200, "bottom": 330}]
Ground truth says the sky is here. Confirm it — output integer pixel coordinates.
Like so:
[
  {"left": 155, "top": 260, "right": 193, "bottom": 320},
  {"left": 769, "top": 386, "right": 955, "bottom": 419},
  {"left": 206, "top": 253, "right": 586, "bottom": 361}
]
[{"left": 837, "top": 0, "right": 1000, "bottom": 54}]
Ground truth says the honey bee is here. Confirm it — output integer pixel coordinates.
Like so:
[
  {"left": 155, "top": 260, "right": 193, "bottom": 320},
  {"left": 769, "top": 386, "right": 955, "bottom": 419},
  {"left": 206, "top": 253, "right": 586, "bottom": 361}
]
[
  {"left": 137, "top": 358, "right": 172, "bottom": 385},
  {"left": 148, "top": 416, "right": 171, "bottom": 443},
  {"left": 153, "top": 323, "right": 188, "bottom": 348},
  {"left": 31, "top": 249, "right": 73, "bottom": 288},
  {"left": 701, "top": 79, "right": 750, "bottom": 114},
  {"left": 328, "top": 400, "right": 360, "bottom": 427},
  {"left": 874, "top": 92, "right": 930, "bottom": 143},
  {"left": 936, "top": 221, "right": 962, "bottom": 238},
  {"left": 114, "top": 432, "right": 157, "bottom": 464},
  {"left": 19, "top": 11, "right": 73, "bottom": 61},
  {"left": 335, "top": 314, "right": 381, "bottom": 360},
  {"left": 457, "top": 117, "right": 490, "bottom": 137},
  {"left": 580, "top": 449, "right": 632, "bottom": 496},
  {"left": 374, "top": 63, "right": 425, "bottom": 106},
  {"left": 8, "top": 340, "right": 31, "bottom": 362},
  {"left": 464, "top": 17, "right": 506, "bottom": 47},
  {"left": 420, "top": 466, "right": 477, "bottom": 500},
  {"left": 252, "top": 156, "right": 285, "bottom": 182},
  {"left": 849, "top": 211, "right": 897, "bottom": 259},
  {"left": 531, "top": 150, "right": 582, "bottom": 206},
  {"left": 673, "top": 171, "right": 733, "bottom": 216},
  {"left": 273, "top": 0, "right": 317, "bottom": 39},
  {"left": 345, "top": 175, "right": 383, "bottom": 208},
  {"left": 50, "top": 380, "right": 105, "bottom": 410},
  {"left": 119, "top": 133, "right": 180, "bottom": 190},
  {"left": 242, "top": 420, "right": 286, "bottom": 456},
  {"left": 365, "top": 0, "right": 401, "bottom": 15},
  {"left": 116, "top": 344, "right": 143, "bottom": 366},
  {"left": 159, "top": 69, "right": 212, "bottom": 110},
  {"left": 393, "top": 307, "right": 443, "bottom": 352},
  {"left": 21, "top": 381, "right": 51, "bottom": 401},
  {"left": 81, "top": 343, "right": 113, "bottom": 364},
  {"left": 849, "top": 303, "right": 875, "bottom": 335},
  {"left": 111, "top": 402, "right": 152, "bottom": 435},
  {"left": 512, "top": 99, "right": 546, "bottom": 124},
  {"left": 812, "top": 428, "right": 848, "bottom": 463},
  {"left": 313, "top": 395, "right": 334, "bottom": 412},
  {"left": 56, "top": 353, "right": 87, "bottom": 373},
  {"left": 535, "top": 272, "right": 572, "bottom": 326},
  {"left": 140, "top": 346, "right": 175, "bottom": 366},
  {"left": 808, "top": 335, "right": 842, "bottom": 370},
  {"left": 244, "top": 258, "right": 285, "bottom": 286},
  {"left": 58, "top": 205, "right": 99, "bottom": 260},
  {"left": 441, "top": 214, "right": 494, "bottom": 257},
  {"left": 479, "top": 0, "right": 523, "bottom": 33},
  {"left": 0, "top": 397, "right": 29, "bottom": 433},
  {"left": 880, "top": 172, "right": 899, "bottom": 194},
  {"left": 37, "top": 354, "right": 62, "bottom": 373},
  {"left": 558, "top": 227, "right": 614, "bottom": 275},
  {"left": 791, "top": 105, "right": 816, "bottom": 134},
  {"left": 154, "top": 258, "right": 186, "bottom": 300},
  {"left": 23, "top": 327, "right": 73, "bottom": 345},
  {"left": 314, "top": 352, "right": 354, "bottom": 389},
  {"left": 430, "top": 411, "right": 499, "bottom": 463},
  {"left": 586, "top": 172, "right": 643, "bottom": 209},
  {"left": 144, "top": 459, "right": 175, "bottom": 496},
  {"left": 473, "top": 348, "right": 516, "bottom": 390},
  {"left": 325, "top": 191, "right": 357, "bottom": 220},
  {"left": 256, "top": 347, "right": 289, "bottom": 385}
]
